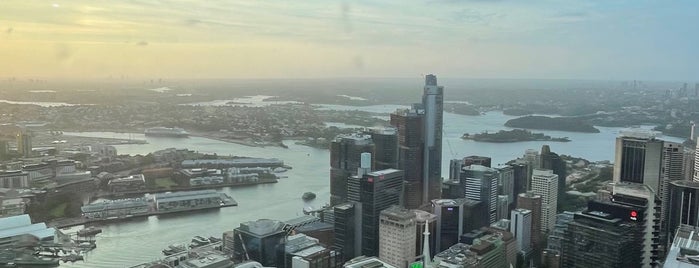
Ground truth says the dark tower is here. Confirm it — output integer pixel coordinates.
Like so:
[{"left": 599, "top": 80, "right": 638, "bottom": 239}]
[
  {"left": 422, "top": 74, "right": 444, "bottom": 204},
  {"left": 330, "top": 134, "right": 374, "bottom": 205},
  {"left": 390, "top": 107, "right": 424, "bottom": 209}
]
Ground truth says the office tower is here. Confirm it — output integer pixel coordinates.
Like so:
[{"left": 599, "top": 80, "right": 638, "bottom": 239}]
[
  {"left": 496, "top": 195, "right": 509, "bottom": 221},
  {"left": 683, "top": 146, "right": 695, "bottom": 181},
  {"left": 232, "top": 219, "right": 287, "bottom": 267},
  {"left": 0, "top": 140, "right": 8, "bottom": 160},
  {"left": 497, "top": 166, "right": 515, "bottom": 211},
  {"left": 523, "top": 149, "right": 539, "bottom": 185},
  {"left": 353, "top": 169, "right": 404, "bottom": 257},
  {"left": 543, "top": 212, "right": 575, "bottom": 262},
  {"left": 666, "top": 180, "right": 699, "bottom": 250},
  {"left": 16, "top": 130, "right": 31, "bottom": 158},
  {"left": 511, "top": 162, "right": 528, "bottom": 207},
  {"left": 463, "top": 155, "right": 492, "bottom": 168},
  {"left": 485, "top": 226, "right": 517, "bottom": 267},
  {"left": 531, "top": 169, "right": 558, "bottom": 233},
  {"left": 432, "top": 199, "right": 466, "bottom": 252},
  {"left": 694, "top": 142, "right": 699, "bottom": 182},
  {"left": 378, "top": 206, "right": 417, "bottom": 268},
  {"left": 517, "top": 192, "right": 542, "bottom": 252},
  {"left": 561, "top": 183, "right": 660, "bottom": 268},
  {"left": 613, "top": 129, "right": 664, "bottom": 192},
  {"left": 660, "top": 141, "right": 684, "bottom": 251},
  {"left": 461, "top": 165, "right": 499, "bottom": 224},
  {"left": 390, "top": 106, "right": 424, "bottom": 209},
  {"left": 369, "top": 127, "right": 399, "bottom": 170},
  {"left": 510, "top": 209, "right": 532, "bottom": 254},
  {"left": 449, "top": 159, "right": 463, "bottom": 182},
  {"left": 462, "top": 199, "right": 489, "bottom": 234},
  {"left": 413, "top": 209, "right": 437, "bottom": 258},
  {"left": 664, "top": 225, "right": 699, "bottom": 267},
  {"left": 422, "top": 74, "right": 444, "bottom": 204},
  {"left": 539, "top": 145, "right": 568, "bottom": 200},
  {"left": 330, "top": 134, "right": 374, "bottom": 205},
  {"left": 441, "top": 179, "right": 461, "bottom": 199},
  {"left": 333, "top": 202, "right": 362, "bottom": 262}
]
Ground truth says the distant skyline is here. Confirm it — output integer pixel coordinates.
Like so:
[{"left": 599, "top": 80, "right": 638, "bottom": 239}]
[{"left": 0, "top": 1, "right": 697, "bottom": 80}]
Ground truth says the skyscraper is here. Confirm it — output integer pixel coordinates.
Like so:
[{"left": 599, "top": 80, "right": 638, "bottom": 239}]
[
  {"left": 232, "top": 219, "right": 287, "bottom": 267},
  {"left": 412, "top": 209, "right": 437, "bottom": 258},
  {"left": 422, "top": 74, "right": 444, "bottom": 204},
  {"left": 496, "top": 195, "right": 509, "bottom": 221},
  {"left": 539, "top": 145, "right": 567, "bottom": 200},
  {"left": 333, "top": 202, "right": 362, "bottom": 262},
  {"left": 497, "top": 165, "right": 515, "bottom": 211},
  {"left": 510, "top": 208, "right": 532, "bottom": 255},
  {"left": 330, "top": 134, "right": 374, "bottom": 205},
  {"left": 517, "top": 192, "right": 542, "bottom": 252},
  {"left": 390, "top": 106, "right": 424, "bottom": 209},
  {"left": 659, "top": 141, "right": 684, "bottom": 253},
  {"left": 531, "top": 169, "right": 559, "bottom": 233},
  {"left": 666, "top": 180, "right": 699, "bottom": 250},
  {"left": 612, "top": 129, "right": 664, "bottom": 192},
  {"left": 560, "top": 183, "right": 661, "bottom": 268},
  {"left": 432, "top": 199, "right": 466, "bottom": 252},
  {"left": 378, "top": 205, "right": 417, "bottom": 268},
  {"left": 16, "top": 130, "right": 31, "bottom": 158},
  {"left": 461, "top": 165, "right": 499, "bottom": 224},
  {"left": 352, "top": 169, "right": 404, "bottom": 257},
  {"left": 368, "top": 127, "right": 399, "bottom": 171}
]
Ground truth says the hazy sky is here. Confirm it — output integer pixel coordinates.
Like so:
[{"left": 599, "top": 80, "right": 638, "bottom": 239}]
[{"left": 0, "top": 0, "right": 697, "bottom": 80}]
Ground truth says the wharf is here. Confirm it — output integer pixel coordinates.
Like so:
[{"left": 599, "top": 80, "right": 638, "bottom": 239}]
[
  {"left": 48, "top": 196, "right": 237, "bottom": 229},
  {"left": 94, "top": 179, "right": 276, "bottom": 199}
]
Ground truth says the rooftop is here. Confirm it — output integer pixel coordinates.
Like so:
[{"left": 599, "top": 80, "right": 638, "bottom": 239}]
[
  {"left": 366, "top": 169, "right": 401, "bottom": 176},
  {"left": 344, "top": 256, "right": 398, "bottom": 268},
  {"left": 665, "top": 225, "right": 699, "bottom": 268},
  {"left": 380, "top": 205, "right": 415, "bottom": 221},
  {"left": 0, "top": 214, "right": 55, "bottom": 241},
  {"left": 238, "top": 219, "right": 285, "bottom": 236}
]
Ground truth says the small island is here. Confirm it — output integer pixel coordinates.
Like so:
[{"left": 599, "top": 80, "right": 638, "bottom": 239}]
[
  {"left": 462, "top": 129, "right": 571, "bottom": 143},
  {"left": 505, "top": 116, "right": 600, "bottom": 133}
]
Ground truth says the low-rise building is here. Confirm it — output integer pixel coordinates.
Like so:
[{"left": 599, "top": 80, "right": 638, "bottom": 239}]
[
  {"left": 0, "top": 170, "right": 29, "bottom": 189},
  {"left": 0, "top": 198, "right": 27, "bottom": 217},
  {"left": 154, "top": 190, "right": 226, "bottom": 212},
  {"left": 81, "top": 198, "right": 149, "bottom": 219},
  {"left": 108, "top": 174, "right": 146, "bottom": 192},
  {"left": 0, "top": 214, "right": 56, "bottom": 249}
]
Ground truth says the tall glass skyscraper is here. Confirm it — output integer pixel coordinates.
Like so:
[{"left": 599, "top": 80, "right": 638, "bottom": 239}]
[{"left": 422, "top": 74, "right": 444, "bottom": 204}]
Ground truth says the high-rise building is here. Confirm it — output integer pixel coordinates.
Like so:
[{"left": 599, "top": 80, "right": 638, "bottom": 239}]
[
  {"left": 531, "top": 169, "right": 559, "bottom": 233},
  {"left": 683, "top": 146, "right": 695, "bottom": 181},
  {"left": 496, "top": 195, "right": 509, "bottom": 221},
  {"left": 412, "top": 209, "right": 437, "bottom": 258},
  {"left": 497, "top": 165, "right": 515, "bottom": 211},
  {"left": 543, "top": 211, "right": 575, "bottom": 262},
  {"left": 517, "top": 192, "right": 542, "bottom": 252},
  {"left": 659, "top": 141, "right": 684, "bottom": 253},
  {"left": 390, "top": 106, "right": 424, "bottom": 209},
  {"left": 333, "top": 202, "right": 362, "bottom": 262},
  {"left": 560, "top": 183, "right": 661, "bottom": 268},
  {"left": 354, "top": 169, "right": 404, "bottom": 257},
  {"left": 613, "top": 129, "right": 664, "bottom": 192},
  {"left": 232, "top": 219, "right": 287, "bottom": 267},
  {"left": 539, "top": 145, "right": 567, "bottom": 200},
  {"left": 694, "top": 142, "right": 699, "bottom": 182},
  {"left": 284, "top": 234, "right": 340, "bottom": 268},
  {"left": 461, "top": 165, "right": 499, "bottom": 224},
  {"left": 422, "top": 74, "right": 444, "bottom": 204},
  {"left": 511, "top": 162, "right": 529, "bottom": 207},
  {"left": 523, "top": 149, "right": 539, "bottom": 186},
  {"left": 463, "top": 156, "right": 492, "bottom": 168},
  {"left": 330, "top": 134, "right": 374, "bottom": 205},
  {"left": 378, "top": 206, "right": 417, "bottom": 268},
  {"left": 432, "top": 199, "right": 466, "bottom": 252},
  {"left": 368, "top": 127, "right": 399, "bottom": 170},
  {"left": 449, "top": 159, "right": 463, "bottom": 182},
  {"left": 666, "top": 180, "right": 699, "bottom": 251},
  {"left": 16, "top": 130, "right": 31, "bottom": 158},
  {"left": 510, "top": 208, "right": 532, "bottom": 255}
]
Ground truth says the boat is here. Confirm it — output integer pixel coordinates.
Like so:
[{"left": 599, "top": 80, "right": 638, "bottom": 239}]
[
  {"left": 144, "top": 127, "right": 189, "bottom": 138},
  {"left": 77, "top": 227, "right": 102, "bottom": 237},
  {"left": 302, "top": 192, "right": 316, "bottom": 201},
  {"left": 162, "top": 243, "right": 186, "bottom": 256}
]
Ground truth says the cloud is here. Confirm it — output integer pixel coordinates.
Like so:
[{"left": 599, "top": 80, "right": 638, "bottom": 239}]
[
  {"left": 54, "top": 43, "right": 72, "bottom": 61},
  {"left": 136, "top": 41, "right": 148, "bottom": 46},
  {"left": 5, "top": 28, "right": 12, "bottom": 34}
]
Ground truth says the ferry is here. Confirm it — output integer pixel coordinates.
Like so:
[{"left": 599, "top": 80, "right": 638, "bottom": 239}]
[{"left": 144, "top": 127, "right": 189, "bottom": 138}]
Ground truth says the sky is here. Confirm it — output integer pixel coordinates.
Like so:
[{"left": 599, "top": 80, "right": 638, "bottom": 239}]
[{"left": 0, "top": 0, "right": 697, "bottom": 80}]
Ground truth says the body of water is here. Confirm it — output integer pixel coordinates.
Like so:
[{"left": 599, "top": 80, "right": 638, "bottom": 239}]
[{"left": 59, "top": 109, "right": 683, "bottom": 267}]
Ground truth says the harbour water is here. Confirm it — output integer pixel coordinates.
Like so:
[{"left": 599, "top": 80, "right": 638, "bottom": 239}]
[{"left": 59, "top": 109, "right": 683, "bottom": 267}]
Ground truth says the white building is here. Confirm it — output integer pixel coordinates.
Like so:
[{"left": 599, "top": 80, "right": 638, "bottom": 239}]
[
  {"left": 379, "top": 205, "right": 417, "bottom": 268},
  {"left": 510, "top": 208, "right": 532, "bottom": 254},
  {"left": 531, "top": 169, "right": 558, "bottom": 233}
]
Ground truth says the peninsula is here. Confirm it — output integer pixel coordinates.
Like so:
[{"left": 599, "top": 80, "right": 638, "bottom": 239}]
[
  {"left": 462, "top": 129, "right": 571, "bottom": 143},
  {"left": 504, "top": 116, "right": 600, "bottom": 133}
]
